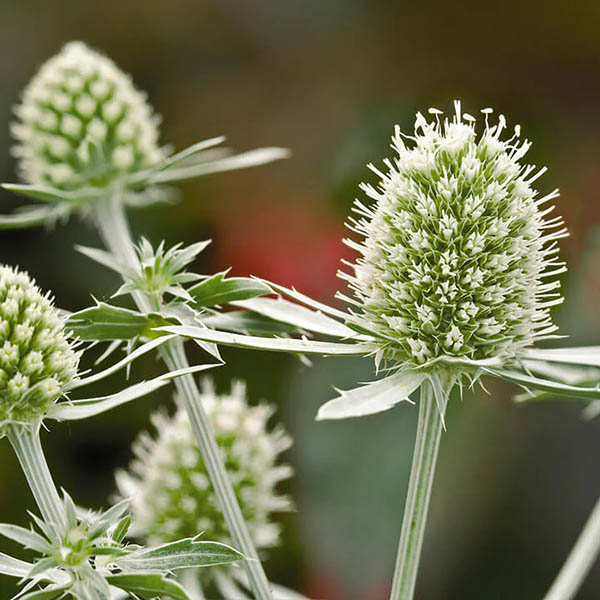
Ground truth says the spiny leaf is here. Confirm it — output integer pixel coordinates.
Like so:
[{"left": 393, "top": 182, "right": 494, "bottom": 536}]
[
  {"left": 317, "top": 370, "right": 425, "bottom": 420},
  {"left": 231, "top": 296, "right": 357, "bottom": 338},
  {"left": 0, "top": 524, "right": 51, "bottom": 554},
  {"left": 115, "top": 538, "right": 243, "bottom": 571},
  {"left": 158, "top": 325, "right": 374, "bottom": 355},
  {"left": 67, "top": 303, "right": 169, "bottom": 341},
  {"left": 106, "top": 573, "right": 189, "bottom": 600},
  {"left": 188, "top": 272, "right": 272, "bottom": 307}
]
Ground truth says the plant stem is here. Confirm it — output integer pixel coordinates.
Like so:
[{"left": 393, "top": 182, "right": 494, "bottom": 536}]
[
  {"left": 543, "top": 494, "right": 600, "bottom": 600},
  {"left": 94, "top": 194, "right": 274, "bottom": 600},
  {"left": 389, "top": 379, "right": 446, "bottom": 600},
  {"left": 7, "top": 423, "right": 66, "bottom": 538}
]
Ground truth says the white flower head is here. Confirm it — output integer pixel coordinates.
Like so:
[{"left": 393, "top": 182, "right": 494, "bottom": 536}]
[
  {"left": 340, "top": 101, "right": 567, "bottom": 369},
  {"left": 0, "top": 265, "right": 79, "bottom": 434},
  {"left": 116, "top": 379, "right": 293, "bottom": 581},
  {"left": 12, "top": 41, "right": 164, "bottom": 190}
]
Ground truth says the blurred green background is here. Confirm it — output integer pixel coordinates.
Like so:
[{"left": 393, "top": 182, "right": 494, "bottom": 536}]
[{"left": 0, "top": 0, "right": 599, "bottom": 598}]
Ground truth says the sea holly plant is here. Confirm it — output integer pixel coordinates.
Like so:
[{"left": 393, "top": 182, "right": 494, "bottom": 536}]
[
  {"left": 158, "top": 103, "right": 600, "bottom": 599},
  {"left": 0, "top": 265, "right": 237, "bottom": 598},
  {"left": 1, "top": 41, "right": 291, "bottom": 600},
  {"left": 0, "top": 493, "right": 243, "bottom": 600},
  {"left": 3, "top": 41, "right": 288, "bottom": 228},
  {"left": 116, "top": 379, "right": 296, "bottom": 600}
]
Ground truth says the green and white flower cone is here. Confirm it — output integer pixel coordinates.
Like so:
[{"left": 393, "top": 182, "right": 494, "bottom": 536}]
[
  {"left": 12, "top": 41, "right": 164, "bottom": 192},
  {"left": 0, "top": 264, "right": 79, "bottom": 435},
  {"left": 2, "top": 40, "right": 288, "bottom": 228},
  {"left": 341, "top": 102, "right": 565, "bottom": 371},
  {"left": 116, "top": 379, "right": 293, "bottom": 597}
]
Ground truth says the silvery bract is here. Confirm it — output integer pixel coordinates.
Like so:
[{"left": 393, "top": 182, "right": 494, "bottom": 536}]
[{"left": 117, "top": 380, "right": 293, "bottom": 588}]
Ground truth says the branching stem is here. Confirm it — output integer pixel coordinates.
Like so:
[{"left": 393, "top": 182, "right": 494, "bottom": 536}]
[{"left": 94, "top": 194, "right": 274, "bottom": 600}]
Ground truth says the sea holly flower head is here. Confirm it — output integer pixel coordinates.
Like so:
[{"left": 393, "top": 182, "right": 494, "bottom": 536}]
[
  {"left": 0, "top": 265, "right": 79, "bottom": 435},
  {"left": 116, "top": 379, "right": 293, "bottom": 584},
  {"left": 339, "top": 101, "right": 567, "bottom": 372},
  {"left": 2, "top": 42, "right": 288, "bottom": 228},
  {"left": 157, "top": 102, "right": 600, "bottom": 419},
  {"left": 12, "top": 41, "right": 164, "bottom": 192}
]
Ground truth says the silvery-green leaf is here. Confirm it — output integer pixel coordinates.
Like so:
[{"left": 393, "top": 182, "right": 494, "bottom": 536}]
[
  {"left": 0, "top": 206, "right": 66, "bottom": 229},
  {"left": 26, "top": 558, "right": 58, "bottom": 580},
  {"left": 521, "top": 359, "right": 600, "bottom": 385},
  {"left": 1, "top": 183, "right": 85, "bottom": 204},
  {"left": 15, "top": 586, "right": 69, "bottom": 600},
  {"left": 231, "top": 296, "right": 357, "bottom": 338},
  {"left": 67, "top": 303, "right": 162, "bottom": 341},
  {"left": 159, "top": 325, "right": 374, "bottom": 355},
  {"left": 188, "top": 272, "right": 272, "bottom": 307},
  {"left": 49, "top": 364, "right": 217, "bottom": 420},
  {"left": 148, "top": 147, "right": 290, "bottom": 184},
  {"left": 522, "top": 347, "right": 600, "bottom": 368},
  {"left": 106, "top": 573, "right": 189, "bottom": 600},
  {"left": 115, "top": 538, "right": 243, "bottom": 571},
  {"left": 162, "top": 303, "right": 222, "bottom": 360},
  {"left": 255, "top": 279, "right": 350, "bottom": 321},
  {"left": 89, "top": 499, "right": 130, "bottom": 540},
  {"left": 0, "top": 552, "right": 34, "bottom": 578},
  {"left": 69, "top": 334, "right": 178, "bottom": 389},
  {"left": 111, "top": 515, "right": 131, "bottom": 544},
  {"left": 317, "top": 370, "right": 425, "bottom": 420},
  {"left": 489, "top": 368, "right": 600, "bottom": 401},
  {"left": 0, "top": 524, "right": 51, "bottom": 554},
  {"left": 202, "top": 311, "right": 300, "bottom": 336},
  {"left": 157, "top": 137, "right": 226, "bottom": 171},
  {"left": 75, "top": 245, "right": 128, "bottom": 276}
]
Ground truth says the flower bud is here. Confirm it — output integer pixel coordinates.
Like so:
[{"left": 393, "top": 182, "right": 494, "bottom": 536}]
[
  {"left": 0, "top": 266, "right": 79, "bottom": 434},
  {"left": 116, "top": 380, "right": 293, "bottom": 581},
  {"left": 12, "top": 41, "right": 164, "bottom": 190}
]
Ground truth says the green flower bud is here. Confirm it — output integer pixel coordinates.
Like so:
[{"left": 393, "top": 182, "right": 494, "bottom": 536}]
[
  {"left": 0, "top": 265, "right": 79, "bottom": 434},
  {"left": 116, "top": 380, "right": 293, "bottom": 581},
  {"left": 341, "top": 102, "right": 566, "bottom": 369},
  {"left": 12, "top": 41, "right": 164, "bottom": 191}
]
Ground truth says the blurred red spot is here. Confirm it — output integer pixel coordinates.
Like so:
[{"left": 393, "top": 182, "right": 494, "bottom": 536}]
[{"left": 213, "top": 201, "right": 353, "bottom": 303}]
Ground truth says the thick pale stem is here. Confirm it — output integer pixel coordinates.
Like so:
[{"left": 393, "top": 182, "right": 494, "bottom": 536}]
[
  {"left": 543, "top": 494, "right": 600, "bottom": 600},
  {"left": 389, "top": 380, "right": 446, "bottom": 600},
  {"left": 94, "top": 195, "right": 274, "bottom": 600},
  {"left": 7, "top": 423, "right": 66, "bottom": 538}
]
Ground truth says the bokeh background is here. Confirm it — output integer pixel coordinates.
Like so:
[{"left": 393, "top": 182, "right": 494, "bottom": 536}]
[{"left": 0, "top": 1, "right": 599, "bottom": 598}]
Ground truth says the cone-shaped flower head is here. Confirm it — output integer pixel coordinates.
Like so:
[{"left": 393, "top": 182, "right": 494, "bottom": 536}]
[
  {"left": 12, "top": 41, "right": 164, "bottom": 191},
  {"left": 341, "top": 101, "right": 567, "bottom": 369},
  {"left": 116, "top": 380, "right": 293, "bottom": 577},
  {"left": 0, "top": 266, "right": 79, "bottom": 434}
]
